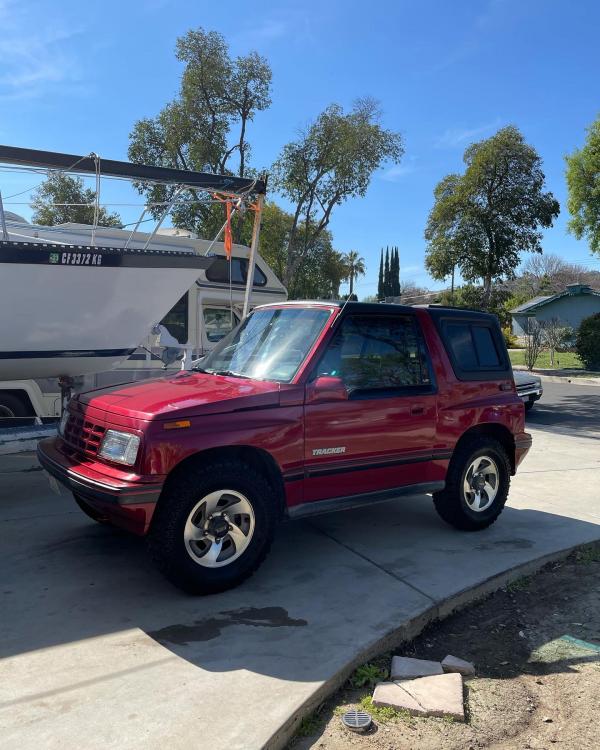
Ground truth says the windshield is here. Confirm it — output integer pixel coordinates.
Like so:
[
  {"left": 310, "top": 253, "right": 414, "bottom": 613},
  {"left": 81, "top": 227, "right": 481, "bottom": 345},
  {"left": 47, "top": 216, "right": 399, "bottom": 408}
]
[{"left": 196, "top": 306, "right": 332, "bottom": 383}]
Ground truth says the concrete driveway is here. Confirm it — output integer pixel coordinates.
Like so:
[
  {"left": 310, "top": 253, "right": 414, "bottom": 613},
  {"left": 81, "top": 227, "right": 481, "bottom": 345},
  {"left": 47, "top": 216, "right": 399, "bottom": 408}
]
[{"left": 1, "top": 422, "right": 600, "bottom": 750}]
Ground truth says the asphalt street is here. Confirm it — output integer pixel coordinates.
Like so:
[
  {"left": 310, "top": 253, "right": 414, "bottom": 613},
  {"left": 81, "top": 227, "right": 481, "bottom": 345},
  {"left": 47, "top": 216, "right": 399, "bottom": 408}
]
[{"left": 526, "top": 380, "right": 600, "bottom": 432}]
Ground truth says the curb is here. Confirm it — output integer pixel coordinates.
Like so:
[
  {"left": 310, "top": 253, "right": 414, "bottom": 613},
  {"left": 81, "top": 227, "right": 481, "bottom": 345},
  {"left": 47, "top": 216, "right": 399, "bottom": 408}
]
[
  {"left": 0, "top": 425, "right": 56, "bottom": 456},
  {"left": 267, "top": 539, "right": 600, "bottom": 750}
]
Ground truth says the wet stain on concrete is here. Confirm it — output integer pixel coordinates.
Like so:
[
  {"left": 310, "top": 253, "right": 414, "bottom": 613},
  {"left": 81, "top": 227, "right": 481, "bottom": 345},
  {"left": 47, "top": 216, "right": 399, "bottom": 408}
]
[
  {"left": 149, "top": 606, "right": 308, "bottom": 646},
  {"left": 475, "top": 538, "right": 534, "bottom": 551}
]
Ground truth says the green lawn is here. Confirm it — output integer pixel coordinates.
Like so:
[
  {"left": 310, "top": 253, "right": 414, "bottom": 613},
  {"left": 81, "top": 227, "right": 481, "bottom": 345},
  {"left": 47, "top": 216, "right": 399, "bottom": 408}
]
[{"left": 509, "top": 349, "right": 584, "bottom": 370}]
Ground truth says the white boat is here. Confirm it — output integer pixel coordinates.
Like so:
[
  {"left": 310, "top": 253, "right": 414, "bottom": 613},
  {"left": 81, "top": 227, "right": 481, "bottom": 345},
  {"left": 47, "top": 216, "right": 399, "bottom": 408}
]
[
  {"left": 0, "top": 145, "right": 267, "bottom": 381},
  {"left": 0, "top": 234, "right": 216, "bottom": 379}
]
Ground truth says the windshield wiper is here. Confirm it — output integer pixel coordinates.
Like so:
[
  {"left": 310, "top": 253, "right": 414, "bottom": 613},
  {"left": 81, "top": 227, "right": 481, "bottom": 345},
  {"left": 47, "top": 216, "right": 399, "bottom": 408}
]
[{"left": 214, "top": 369, "right": 251, "bottom": 379}]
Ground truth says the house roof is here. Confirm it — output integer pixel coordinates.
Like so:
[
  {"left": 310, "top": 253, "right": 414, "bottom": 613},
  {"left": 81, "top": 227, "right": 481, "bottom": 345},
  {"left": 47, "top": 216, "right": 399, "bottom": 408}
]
[
  {"left": 511, "top": 295, "right": 553, "bottom": 313},
  {"left": 510, "top": 284, "right": 600, "bottom": 314}
]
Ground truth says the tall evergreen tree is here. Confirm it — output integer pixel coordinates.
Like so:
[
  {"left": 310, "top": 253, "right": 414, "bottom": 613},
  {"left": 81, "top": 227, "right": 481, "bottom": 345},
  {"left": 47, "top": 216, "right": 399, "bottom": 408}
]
[
  {"left": 377, "top": 249, "right": 384, "bottom": 300},
  {"left": 394, "top": 246, "right": 401, "bottom": 296},
  {"left": 384, "top": 247, "right": 391, "bottom": 297}
]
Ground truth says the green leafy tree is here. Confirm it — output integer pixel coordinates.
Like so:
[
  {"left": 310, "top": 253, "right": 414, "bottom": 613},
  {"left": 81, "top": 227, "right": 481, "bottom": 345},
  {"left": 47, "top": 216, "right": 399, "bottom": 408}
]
[
  {"left": 437, "top": 284, "right": 513, "bottom": 328},
  {"left": 256, "top": 202, "right": 345, "bottom": 299},
  {"left": 425, "top": 126, "right": 559, "bottom": 307},
  {"left": 576, "top": 312, "right": 600, "bottom": 370},
  {"left": 128, "top": 27, "right": 272, "bottom": 237},
  {"left": 344, "top": 250, "right": 366, "bottom": 296},
  {"left": 272, "top": 98, "right": 403, "bottom": 290},
  {"left": 31, "top": 173, "right": 122, "bottom": 227},
  {"left": 566, "top": 115, "right": 600, "bottom": 255}
]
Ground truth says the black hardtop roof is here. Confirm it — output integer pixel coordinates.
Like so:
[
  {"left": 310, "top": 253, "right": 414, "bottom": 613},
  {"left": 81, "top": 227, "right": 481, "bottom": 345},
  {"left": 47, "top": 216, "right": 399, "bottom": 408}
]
[{"left": 256, "top": 300, "right": 499, "bottom": 322}]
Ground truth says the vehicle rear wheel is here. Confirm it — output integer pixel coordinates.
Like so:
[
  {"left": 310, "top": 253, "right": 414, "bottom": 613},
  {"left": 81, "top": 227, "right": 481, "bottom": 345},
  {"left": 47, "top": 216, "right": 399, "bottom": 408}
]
[
  {"left": 73, "top": 493, "right": 109, "bottom": 523},
  {"left": 433, "top": 438, "right": 511, "bottom": 531},
  {"left": 0, "top": 393, "right": 33, "bottom": 428},
  {"left": 148, "top": 460, "right": 277, "bottom": 594}
]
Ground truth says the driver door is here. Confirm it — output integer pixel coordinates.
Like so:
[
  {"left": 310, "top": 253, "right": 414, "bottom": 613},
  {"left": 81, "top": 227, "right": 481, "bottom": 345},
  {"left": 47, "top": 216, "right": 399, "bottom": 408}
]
[{"left": 303, "top": 312, "right": 438, "bottom": 504}]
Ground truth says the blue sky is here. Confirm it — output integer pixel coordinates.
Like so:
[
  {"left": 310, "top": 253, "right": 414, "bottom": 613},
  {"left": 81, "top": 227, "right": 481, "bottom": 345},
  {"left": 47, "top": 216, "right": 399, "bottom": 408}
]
[{"left": 1, "top": 0, "right": 599, "bottom": 296}]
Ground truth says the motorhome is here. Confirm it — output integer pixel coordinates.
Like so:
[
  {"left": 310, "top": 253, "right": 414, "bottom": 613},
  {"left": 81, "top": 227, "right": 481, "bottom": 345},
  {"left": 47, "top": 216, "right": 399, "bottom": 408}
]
[{"left": 0, "top": 215, "right": 287, "bottom": 424}]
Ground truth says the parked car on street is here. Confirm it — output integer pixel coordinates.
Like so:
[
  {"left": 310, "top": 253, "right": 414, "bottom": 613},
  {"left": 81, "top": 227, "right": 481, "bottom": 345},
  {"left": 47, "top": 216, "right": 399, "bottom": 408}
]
[
  {"left": 38, "top": 302, "right": 532, "bottom": 594},
  {"left": 513, "top": 370, "right": 543, "bottom": 412}
]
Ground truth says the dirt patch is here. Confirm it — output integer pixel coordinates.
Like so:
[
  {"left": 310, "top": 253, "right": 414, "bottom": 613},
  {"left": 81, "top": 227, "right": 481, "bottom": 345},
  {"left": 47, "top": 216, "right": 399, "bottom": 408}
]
[{"left": 290, "top": 545, "right": 600, "bottom": 750}]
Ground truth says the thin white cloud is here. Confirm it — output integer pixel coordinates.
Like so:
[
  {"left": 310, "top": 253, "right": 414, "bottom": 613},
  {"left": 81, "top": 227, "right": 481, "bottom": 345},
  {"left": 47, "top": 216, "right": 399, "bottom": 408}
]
[
  {"left": 381, "top": 164, "right": 416, "bottom": 182},
  {"left": 0, "top": 1, "right": 82, "bottom": 101},
  {"left": 434, "top": 120, "right": 502, "bottom": 148},
  {"left": 232, "top": 9, "right": 315, "bottom": 49},
  {"left": 381, "top": 156, "right": 419, "bottom": 182}
]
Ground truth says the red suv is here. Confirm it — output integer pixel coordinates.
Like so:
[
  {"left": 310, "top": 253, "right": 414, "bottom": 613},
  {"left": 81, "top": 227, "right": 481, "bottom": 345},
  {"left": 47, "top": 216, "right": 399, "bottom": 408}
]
[{"left": 38, "top": 302, "right": 531, "bottom": 594}]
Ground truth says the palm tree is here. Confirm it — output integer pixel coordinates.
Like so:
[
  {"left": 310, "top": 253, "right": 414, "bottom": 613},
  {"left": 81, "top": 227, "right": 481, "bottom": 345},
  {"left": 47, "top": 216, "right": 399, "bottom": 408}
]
[{"left": 344, "top": 250, "right": 366, "bottom": 296}]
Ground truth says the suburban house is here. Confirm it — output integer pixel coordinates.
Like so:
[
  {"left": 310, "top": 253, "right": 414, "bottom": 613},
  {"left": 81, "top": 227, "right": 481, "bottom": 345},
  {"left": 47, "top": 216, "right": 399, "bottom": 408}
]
[{"left": 511, "top": 283, "right": 600, "bottom": 337}]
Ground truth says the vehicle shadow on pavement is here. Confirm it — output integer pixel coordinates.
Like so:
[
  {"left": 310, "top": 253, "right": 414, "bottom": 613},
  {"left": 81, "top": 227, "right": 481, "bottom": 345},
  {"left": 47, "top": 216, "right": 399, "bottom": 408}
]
[
  {"left": 2, "top": 471, "right": 600, "bottom": 686},
  {"left": 527, "top": 393, "right": 600, "bottom": 432}
]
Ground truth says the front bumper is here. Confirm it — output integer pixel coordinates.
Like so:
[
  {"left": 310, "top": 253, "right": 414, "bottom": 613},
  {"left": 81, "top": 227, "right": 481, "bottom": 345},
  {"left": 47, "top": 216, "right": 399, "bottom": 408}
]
[
  {"left": 37, "top": 438, "right": 162, "bottom": 534},
  {"left": 517, "top": 385, "right": 543, "bottom": 403}
]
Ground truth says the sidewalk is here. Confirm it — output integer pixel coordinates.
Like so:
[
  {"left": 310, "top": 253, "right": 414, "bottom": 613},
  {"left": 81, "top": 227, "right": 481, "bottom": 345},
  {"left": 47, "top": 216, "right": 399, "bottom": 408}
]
[{"left": 1, "top": 426, "right": 600, "bottom": 750}]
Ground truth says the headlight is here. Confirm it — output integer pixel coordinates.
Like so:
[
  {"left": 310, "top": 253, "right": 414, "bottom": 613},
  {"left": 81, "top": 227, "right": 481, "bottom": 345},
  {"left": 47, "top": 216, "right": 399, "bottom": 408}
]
[
  {"left": 58, "top": 410, "right": 69, "bottom": 437},
  {"left": 98, "top": 430, "right": 140, "bottom": 466}
]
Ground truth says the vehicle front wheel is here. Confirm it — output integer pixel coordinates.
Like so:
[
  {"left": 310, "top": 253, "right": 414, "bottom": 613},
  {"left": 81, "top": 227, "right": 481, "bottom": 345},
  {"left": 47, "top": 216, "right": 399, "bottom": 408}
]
[
  {"left": 524, "top": 400, "right": 535, "bottom": 412},
  {"left": 433, "top": 438, "right": 511, "bottom": 531},
  {"left": 148, "top": 460, "right": 277, "bottom": 594}
]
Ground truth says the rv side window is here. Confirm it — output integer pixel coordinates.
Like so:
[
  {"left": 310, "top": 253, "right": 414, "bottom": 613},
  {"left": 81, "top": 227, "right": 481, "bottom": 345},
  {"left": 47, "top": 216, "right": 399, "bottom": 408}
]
[
  {"left": 203, "top": 308, "right": 240, "bottom": 343},
  {"left": 205, "top": 256, "right": 267, "bottom": 287},
  {"left": 160, "top": 292, "right": 189, "bottom": 344}
]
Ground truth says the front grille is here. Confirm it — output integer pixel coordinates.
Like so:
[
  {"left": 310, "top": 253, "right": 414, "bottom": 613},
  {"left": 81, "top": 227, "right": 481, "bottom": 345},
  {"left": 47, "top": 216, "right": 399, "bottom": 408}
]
[{"left": 63, "top": 413, "right": 106, "bottom": 457}]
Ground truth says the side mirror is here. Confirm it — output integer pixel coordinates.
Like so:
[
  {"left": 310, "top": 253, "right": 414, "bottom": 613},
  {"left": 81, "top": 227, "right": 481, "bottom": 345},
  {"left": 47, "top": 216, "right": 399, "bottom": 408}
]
[{"left": 306, "top": 375, "right": 348, "bottom": 405}]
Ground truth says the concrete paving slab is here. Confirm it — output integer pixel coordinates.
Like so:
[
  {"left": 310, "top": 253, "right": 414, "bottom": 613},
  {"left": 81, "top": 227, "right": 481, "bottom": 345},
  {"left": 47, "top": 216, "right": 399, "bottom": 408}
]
[
  {"left": 372, "top": 673, "right": 464, "bottom": 721},
  {"left": 442, "top": 654, "right": 475, "bottom": 676},
  {"left": 390, "top": 656, "right": 443, "bottom": 679},
  {"left": 1, "top": 425, "right": 600, "bottom": 749}
]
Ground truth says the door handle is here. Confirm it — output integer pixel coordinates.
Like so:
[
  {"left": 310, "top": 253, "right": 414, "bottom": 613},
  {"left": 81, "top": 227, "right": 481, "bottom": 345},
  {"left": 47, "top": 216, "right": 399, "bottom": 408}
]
[{"left": 411, "top": 405, "right": 425, "bottom": 415}]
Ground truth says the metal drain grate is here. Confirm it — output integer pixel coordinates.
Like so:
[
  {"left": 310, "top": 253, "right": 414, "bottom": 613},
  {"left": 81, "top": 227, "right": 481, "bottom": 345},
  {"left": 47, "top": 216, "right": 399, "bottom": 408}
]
[{"left": 341, "top": 708, "right": 372, "bottom": 732}]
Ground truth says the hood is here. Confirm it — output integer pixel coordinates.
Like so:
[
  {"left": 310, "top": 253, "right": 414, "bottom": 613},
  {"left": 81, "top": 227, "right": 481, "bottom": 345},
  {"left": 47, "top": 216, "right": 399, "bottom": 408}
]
[
  {"left": 513, "top": 370, "right": 541, "bottom": 386},
  {"left": 77, "top": 372, "right": 281, "bottom": 421}
]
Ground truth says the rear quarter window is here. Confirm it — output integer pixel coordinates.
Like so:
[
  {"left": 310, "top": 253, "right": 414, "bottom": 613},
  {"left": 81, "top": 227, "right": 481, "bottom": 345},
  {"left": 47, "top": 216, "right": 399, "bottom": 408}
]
[{"left": 435, "top": 316, "right": 509, "bottom": 381}]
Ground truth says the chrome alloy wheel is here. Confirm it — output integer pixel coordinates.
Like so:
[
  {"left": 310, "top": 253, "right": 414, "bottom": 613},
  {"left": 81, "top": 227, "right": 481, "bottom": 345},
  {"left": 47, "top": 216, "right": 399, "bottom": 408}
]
[
  {"left": 463, "top": 455, "right": 499, "bottom": 513},
  {"left": 183, "top": 489, "right": 255, "bottom": 568}
]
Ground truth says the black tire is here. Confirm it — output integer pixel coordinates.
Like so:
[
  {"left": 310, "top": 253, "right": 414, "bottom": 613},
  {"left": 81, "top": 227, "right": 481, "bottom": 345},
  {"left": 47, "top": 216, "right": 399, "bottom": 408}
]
[
  {"left": 147, "top": 460, "right": 277, "bottom": 595},
  {"left": 73, "top": 493, "right": 110, "bottom": 524},
  {"left": 433, "top": 437, "right": 511, "bottom": 531},
  {"left": 524, "top": 400, "right": 534, "bottom": 413},
  {"left": 0, "top": 393, "right": 33, "bottom": 428}
]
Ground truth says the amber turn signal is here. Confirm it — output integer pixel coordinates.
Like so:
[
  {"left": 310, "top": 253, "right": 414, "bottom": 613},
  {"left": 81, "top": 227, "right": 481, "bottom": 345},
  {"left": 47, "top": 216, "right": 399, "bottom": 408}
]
[{"left": 163, "top": 419, "right": 191, "bottom": 430}]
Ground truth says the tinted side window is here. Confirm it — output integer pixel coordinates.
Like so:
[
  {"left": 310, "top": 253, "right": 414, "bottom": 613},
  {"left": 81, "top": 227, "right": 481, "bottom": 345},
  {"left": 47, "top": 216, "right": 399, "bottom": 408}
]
[
  {"left": 205, "top": 256, "right": 267, "bottom": 286},
  {"left": 444, "top": 323, "right": 478, "bottom": 370},
  {"left": 443, "top": 321, "right": 502, "bottom": 371},
  {"left": 472, "top": 325, "right": 501, "bottom": 367},
  {"left": 317, "top": 314, "right": 431, "bottom": 392}
]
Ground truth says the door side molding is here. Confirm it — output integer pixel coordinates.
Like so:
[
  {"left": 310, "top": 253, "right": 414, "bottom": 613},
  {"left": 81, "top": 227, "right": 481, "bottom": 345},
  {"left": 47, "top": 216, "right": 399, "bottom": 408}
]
[{"left": 286, "top": 481, "right": 445, "bottom": 520}]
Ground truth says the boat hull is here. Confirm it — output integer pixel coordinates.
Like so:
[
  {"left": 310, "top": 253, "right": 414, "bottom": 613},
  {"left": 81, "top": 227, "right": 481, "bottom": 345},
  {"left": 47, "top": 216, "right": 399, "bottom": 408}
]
[{"left": 0, "top": 241, "right": 214, "bottom": 379}]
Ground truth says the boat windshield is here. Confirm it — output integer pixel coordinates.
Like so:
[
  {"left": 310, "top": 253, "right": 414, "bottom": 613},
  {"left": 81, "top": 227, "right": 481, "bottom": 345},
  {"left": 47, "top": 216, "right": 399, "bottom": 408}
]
[{"left": 195, "top": 306, "right": 332, "bottom": 383}]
